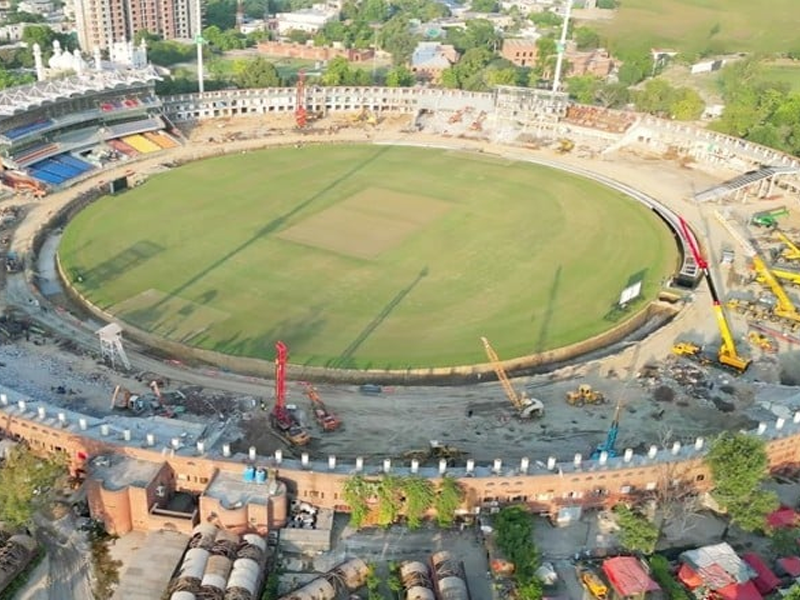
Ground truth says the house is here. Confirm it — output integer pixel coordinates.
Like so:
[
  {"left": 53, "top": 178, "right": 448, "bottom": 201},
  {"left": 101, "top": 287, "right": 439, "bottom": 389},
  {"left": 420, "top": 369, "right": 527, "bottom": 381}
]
[
  {"left": 409, "top": 42, "right": 459, "bottom": 83},
  {"left": 601, "top": 556, "right": 661, "bottom": 599},
  {"left": 564, "top": 42, "right": 614, "bottom": 77},
  {"left": 679, "top": 543, "right": 761, "bottom": 600},
  {"left": 776, "top": 557, "right": 800, "bottom": 579},
  {"left": 270, "top": 6, "right": 339, "bottom": 35},
  {"left": 742, "top": 553, "right": 780, "bottom": 595},
  {"left": 767, "top": 506, "right": 800, "bottom": 529},
  {"left": 502, "top": 38, "right": 539, "bottom": 67}
]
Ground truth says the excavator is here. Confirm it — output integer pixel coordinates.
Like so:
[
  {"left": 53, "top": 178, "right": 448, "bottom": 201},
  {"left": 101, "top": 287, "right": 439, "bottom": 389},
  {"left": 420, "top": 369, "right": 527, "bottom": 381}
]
[
  {"left": 590, "top": 401, "right": 621, "bottom": 460},
  {"left": 673, "top": 217, "right": 751, "bottom": 373},
  {"left": 270, "top": 341, "right": 310, "bottom": 447},
  {"left": 303, "top": 384, "right": 341, "bottom": 432},
  {"left": 480, "top": 337, "right": 544, "bottom": 419},
  {"left": 565, "top": 384, "right": 605, "bottom": 407}
]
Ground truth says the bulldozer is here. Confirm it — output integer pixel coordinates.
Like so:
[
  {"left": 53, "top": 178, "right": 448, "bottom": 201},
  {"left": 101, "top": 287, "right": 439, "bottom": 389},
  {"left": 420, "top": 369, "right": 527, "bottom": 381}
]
[
  {"left": 566, "top": 384, "right": 605, "bottom": 407},
  {"left": 556, "top": 138, "right": 575, "bottom": 154},
  {"left": 403, "top": 440, "right": 465, "bottom": 463}
]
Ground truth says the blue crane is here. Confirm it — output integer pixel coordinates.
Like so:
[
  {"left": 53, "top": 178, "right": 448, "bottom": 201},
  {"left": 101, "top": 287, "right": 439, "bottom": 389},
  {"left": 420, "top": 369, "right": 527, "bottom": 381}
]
[{"left": 590, "top": 401, "right": 622, "bottom": 460}]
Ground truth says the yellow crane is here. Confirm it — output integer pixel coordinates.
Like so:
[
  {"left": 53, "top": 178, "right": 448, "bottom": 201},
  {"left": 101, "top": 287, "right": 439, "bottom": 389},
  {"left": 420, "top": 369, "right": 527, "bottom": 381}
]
[
  {"left": 480, "top": 337, "right": 543, "bottom": 419},
  {"left": 770, "top": 267, "right": 800, "bottom": 287},
  {"left": 751, "top": 255, "right": 800, "bottom": 323},
  {"left": 676, "top": 217, "right": 751, "bottom": 373},
  {"left": 775, "top": 231, "right": 800, "bottom": 261}
]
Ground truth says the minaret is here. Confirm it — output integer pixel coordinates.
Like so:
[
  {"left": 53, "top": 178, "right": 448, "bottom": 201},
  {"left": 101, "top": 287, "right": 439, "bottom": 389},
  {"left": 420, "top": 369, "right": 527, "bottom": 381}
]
[
  {"left": 94, "top": 46, "right": 102, "bottom": 70},
  {"left": 32, "top": 43, "right": 45, "bottom": 81}
]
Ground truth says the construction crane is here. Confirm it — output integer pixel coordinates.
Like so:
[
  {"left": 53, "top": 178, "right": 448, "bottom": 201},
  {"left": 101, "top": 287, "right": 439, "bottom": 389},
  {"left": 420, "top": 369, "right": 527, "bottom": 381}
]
[
  {"left": 480, "top": 337, "right": 543, "bottom": 419},
  {"left": 149, "top": 380, "right": 176, "bottom": 418},
  {"left": 775, "top": 230, "right": 800, "bottom": 261},
  {"left": 303, "top": 384, "right": 341, "bottom": 432},
  {"left": 590, "top": 401, "right": 621, "bottom": 460},
  {"left": 270, "top": 341, "right": 310, "bottom": 446},
  {"left": 675, "top": 217, "right": 751, "bottom": 373},
  {"left": 295, "top": 71, "right": 308, "bottom": 129},
  {"left": 751, "top": 254, "right": 800, "bottom": 323}
]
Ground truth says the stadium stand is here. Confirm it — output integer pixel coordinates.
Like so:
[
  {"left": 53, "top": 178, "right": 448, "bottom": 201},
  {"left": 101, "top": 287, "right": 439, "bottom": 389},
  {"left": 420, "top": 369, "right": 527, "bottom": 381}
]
[
  {"left": 144, "top": 131, "right": 179, "bottom": 149},
  {"left": 2, "top": 119, "right": 55, "bottom": 142},
  {"left": 122, "top": 134, "right": 161, "bottom": 154},
  {"left": 107, "top": 138, "right": 138, "bottom": 157},
  {"left": 103, "top": 116, "right": 164, "bottom": 139},
  {"left": 563, "top": 105, "right": 637, "bottom": 133},
  {"left": 13, "top": 142, "right": 60, "bottom": 167}
]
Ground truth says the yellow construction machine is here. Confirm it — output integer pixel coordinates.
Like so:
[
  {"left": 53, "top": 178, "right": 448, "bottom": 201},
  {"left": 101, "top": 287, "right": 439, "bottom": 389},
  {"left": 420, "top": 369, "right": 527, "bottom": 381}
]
[
  {"left": 556, "top": 138, "right": 574, "bottom": 154},
  {"left": 751, "top": 255, "right": 800, "bottom": 323},
  {"left": 775, "top": 231, "right": 800, "bottom": 262},
  {"left": 671, "top": 342, "right": 712, "bottom": 365},
  {"left": 748, "top": 330, "right": 777, "bottom": 353},
  {"left": 565, "top": 384, "right": 605, "bottom": 407},
  {"left": 676, "top": 217, "right": 751, "bottom": 373},
  {"left": 481, "top": 337, "right": 544, "bottom": 419},
  {"left": 576, "top": 565, "right": 608, "bottom": 600}
]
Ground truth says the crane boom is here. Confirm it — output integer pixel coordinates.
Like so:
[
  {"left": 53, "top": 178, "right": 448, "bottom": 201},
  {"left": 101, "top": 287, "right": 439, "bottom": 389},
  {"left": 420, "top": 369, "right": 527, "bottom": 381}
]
[
  {"left": 678, "top": 217, "right": 750, "bottom": 372},
  {"left": 481, "top": 337, "right": 522, "bottom": 411},
  {"left": 751, "top": 255, "right": 800, "bottom": 322},
  {"left": 776, "top": 231, "right": 800, "bottom": 261}
]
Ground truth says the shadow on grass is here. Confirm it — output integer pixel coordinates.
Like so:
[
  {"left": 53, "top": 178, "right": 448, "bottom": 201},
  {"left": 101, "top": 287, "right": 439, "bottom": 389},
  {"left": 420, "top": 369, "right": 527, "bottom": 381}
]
[
  {"left": 151, "top": 145, "right": 392, "bottom": 311},
  {"left": 328, "top": 266, "right": 429, "bottom": 369},
  {"left": 79, "top": 240, "right": 165, "bottom": 291},
  {"left": 534, "top": 265, "right": 561, "bottom": 353}
]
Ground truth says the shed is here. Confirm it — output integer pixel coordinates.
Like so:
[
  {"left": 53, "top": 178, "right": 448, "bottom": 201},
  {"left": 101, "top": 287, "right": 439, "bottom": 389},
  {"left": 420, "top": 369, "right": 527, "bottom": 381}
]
[
  {"left": 776, "top": 556, "right": 800, "bottom": 578},
  {"left": 742, "top": 554, "right": 780, "bottom": 595},
  {"left": 601, "top": 556, "right": 660, "bottom": 598},
  {"left": 716, "top": 580, "right": 762, "bottom": 600}
]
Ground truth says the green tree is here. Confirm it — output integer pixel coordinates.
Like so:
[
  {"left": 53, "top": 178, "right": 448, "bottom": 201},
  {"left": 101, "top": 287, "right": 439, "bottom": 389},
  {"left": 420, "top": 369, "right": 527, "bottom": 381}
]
[
  {"left": 706, "top": 432, "right": 778, "bottom": 533},
  {"left": 616, "top": 49, "right": 653, "bottom": 85},
  {"left": 613, "top": 504, "right": 659, "bottom": 555},
  {"left": 529, "top": 11, "right": 561, "bottom": 28},
  {"left": 669, "top": 87, "right": 705, "bottom": 121},
  {"left": 471, "top": 0, "right": 499, "bottom": 12},
  {"left": 385, "top": 63, "right": 415, "bottom": 86},
  {"left": 596, "top": 81, "right": 630, "bottom": 108},
  {"left": 771, "top": 526, "right": 800, "bottom": 557},
  {"left": 649, "top": 555, "right": 691, "bottom": 600},
  {"left": 205, "top": 0, "right": 237, "bottom": 30},
  {"left": 343, "top": 474, "right": 373, "bottom": 528},
  {"left": 494, "top": 506, "right": 541, "bottom": 595},
  {"left": 634, "top": 78, "right": 675, "bottom": 116},
  {"left": 0, "top": 446, "right": 67, "bottom": 528},
  {"left": 566, "top": 74, "right": 601, "bottom": 104},
  {"left": 5, "top": 10, "right": 46, "bottom": 24},
  {"left": 234, "top": 56, "right": 281, "bottom": 87},
  {"left": 484, "top": 65, "right": 520, "bottom": 87},
  {"left": 574, "top": 26, "right": 600, "bottom": 51},
  {"left": 376, "top": 475, "right": 402, "bottom": 528},
  {"left": 401, "top": 476, "right": 434, "bottom": 529},
  {"left": 785, "top": 583, "right": 800, "bottom": 600},
  {"left": 533, "top": 36, "right": 557, "bottom": 79},
  {"left": 447, "top": 18, "right": 501, "bottom": 53},
  {"left": 433, "top": 476, "right": 464, "bottom": 527}
]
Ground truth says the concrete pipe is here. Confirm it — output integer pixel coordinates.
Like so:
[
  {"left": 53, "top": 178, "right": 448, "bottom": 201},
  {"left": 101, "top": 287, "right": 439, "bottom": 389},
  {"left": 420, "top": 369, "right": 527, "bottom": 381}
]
[
  {"left": 242, "top": 533, "right": 267, "bottom": 553},
  {"left": 431, "top": 552, "right": 461, "bottom": 579},
  {"left": 278, "top": 577, "right": 336, "bottom": 600},
  {"left": 401, "top": 561, "right": 432, "bottom": 591},
  {"left": 179, "top": 548, "right": 210, "bottom": 580},
  {"left": 334, "top": 557, "right": 369, "bottom": 590},
  {"left": 405, "top": 586, "right": 436, "bottom": 600},
  {"left": 201, "top": 555, "right": 232, "bottom": 589},
  {"left": 170, "top": 592, "right": 197, "bottom": 600},
  {"left": 437, "top": 576, "right": 469, "bottom": 600}
]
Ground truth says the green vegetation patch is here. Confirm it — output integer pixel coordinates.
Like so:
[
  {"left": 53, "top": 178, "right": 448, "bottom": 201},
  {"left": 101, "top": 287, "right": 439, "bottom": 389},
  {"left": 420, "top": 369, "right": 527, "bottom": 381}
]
[
  {"left": 597, "top": 0, "right": 800, "bottom": 56},
  {"left": 59, "top": 145, "right": 676, "bottom": 369}
]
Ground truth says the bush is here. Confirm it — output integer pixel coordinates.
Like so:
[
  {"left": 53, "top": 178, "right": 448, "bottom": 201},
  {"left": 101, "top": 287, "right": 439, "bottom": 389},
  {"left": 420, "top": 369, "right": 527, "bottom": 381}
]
[{"left": 649, "top": 555, "right": 691, "bottom": 600}]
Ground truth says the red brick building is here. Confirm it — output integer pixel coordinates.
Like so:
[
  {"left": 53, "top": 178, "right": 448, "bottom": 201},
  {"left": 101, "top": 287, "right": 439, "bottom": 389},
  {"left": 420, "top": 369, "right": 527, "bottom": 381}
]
[{"left": 257, "top": 41, "right": 373, "bottom": 63}]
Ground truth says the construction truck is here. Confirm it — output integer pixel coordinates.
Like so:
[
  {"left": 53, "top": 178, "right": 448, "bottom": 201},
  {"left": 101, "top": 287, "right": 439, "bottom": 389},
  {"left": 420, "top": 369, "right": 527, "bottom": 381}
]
[
  {"left": 565, "top": 384, "right": 605, "bottom": 407},
  {"left": 109, "top": 385, "right": 146, "bottom": 413},
  {"left": 481, "top": 337, "right": 544, "bottom": 419},
  {"left": 403, "top": 440, "right": 465, "bottom": 463},
  {"left": 675, "top": 217, "right": 751, "bottom": 373},
  {"left": 751, "top": 206, "right": 789, "bottom": 228},
  {"left": 576, "top": 565, "right": 608, "bottom": 600},
  {"left": 303, "top": 384, "right": 341, "bottom": 432}
]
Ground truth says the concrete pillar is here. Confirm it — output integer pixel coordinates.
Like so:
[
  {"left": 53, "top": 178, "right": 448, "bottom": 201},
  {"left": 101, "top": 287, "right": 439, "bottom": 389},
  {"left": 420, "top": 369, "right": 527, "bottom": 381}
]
[
  {"left": 328, "top": 455, "right": 336, "bottom": 470},
  {"left": 146, "top": 433, "right": 155, "bottom": 446},
  {"left": 493, "top": 458, "right": 502, "bottom": 474},
  {"left": 546, "top": 456, "right": 556, "bottom": 471},
  {"left": 574, "top": 454, "right": 582, "bottom": 468},
  {"left": 410, "top": 459, "right": 419, "bottom": 474},
  {"left": 647, "top": 445, "right": 658, "bottom": 459},
  {"left": 623, "top": 448, "right": 633, "bottom": 462},
  {"left": 301, "top": 452, "right": 310, "bottom": 467},
  {"left": 17, "top": 400, "right": 26, "bottom": 412},
  {"left": 79, "top": 418, "right": 87, "bottom": 430},
  {"left": 196, "top": 440, "right": 204, "bottom": 453},
  {"left": 171, "top": 438, "right": 180, "bottom": 449},
  {"left": 355, "top": 457, "right": 364, "bottom": 472},
  {"left": 249, "top": 446, "right": 257, "bottom": 461},
  {"left": 757, "top": 422, "right": 767, "bottom": 434},
  {"left": 520, "top": 457, "right": 529, "bottom": 474},
  {"left": 383, "top": 458, "right": 391, "bottom": 473},
  {"left": 793, "top": 411, "right": 800, "bottom": 424},
  {"left": 439, "top": 459, "right": 447, "bottom": 475},
  {"left": 222, "top": 443, "right": 231, "bottom": 457},
  {"left": 671, "top": 441, "right": 681, "bottom": 455},
  {"left": 598, "top": 451, "right": 608, "bottom": 465},
  {"left": 100, "top": 424, "right": 109, "bottom": 436},
  {"left": 694, "top": 437, "right": 704, "bottom": 450},
  {"left": 465, "top": 459, "right": 475, "bottom": 474},
  {"left": 37, "top": 406, "right": 46, "bottom": 419},
  {"left": 274, "top": 449, "right": 282, "bottom": 464}
]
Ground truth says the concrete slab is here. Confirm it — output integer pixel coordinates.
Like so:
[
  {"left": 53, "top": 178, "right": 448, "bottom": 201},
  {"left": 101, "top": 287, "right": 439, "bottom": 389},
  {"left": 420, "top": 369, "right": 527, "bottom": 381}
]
[{"left": 111, "top": 530, "right": 189, "bottom": 600}]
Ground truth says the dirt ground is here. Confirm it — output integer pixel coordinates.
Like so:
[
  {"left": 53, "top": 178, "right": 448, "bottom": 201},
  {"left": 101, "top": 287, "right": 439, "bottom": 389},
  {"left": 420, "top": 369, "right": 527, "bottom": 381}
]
[{"left": 0, "top": 114, "right": 798, "bottom": 467}]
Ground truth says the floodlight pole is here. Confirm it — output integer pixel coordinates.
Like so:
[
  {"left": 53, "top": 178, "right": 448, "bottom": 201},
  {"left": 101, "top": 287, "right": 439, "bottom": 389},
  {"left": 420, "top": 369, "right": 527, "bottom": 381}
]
[
  {"left": 551, "top": 0, "right": 572, "bottom": 94},
  {"left": 195, "top": 0, "right": 205, "bottom": 94}
]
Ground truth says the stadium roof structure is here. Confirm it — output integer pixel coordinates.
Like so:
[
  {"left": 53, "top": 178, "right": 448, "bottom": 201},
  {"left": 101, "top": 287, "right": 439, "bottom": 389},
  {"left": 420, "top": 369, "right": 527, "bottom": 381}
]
[
  {"left": 694, "top": 165, "right": 799, "bottom": 202},
  {"left": 0, "top": 66, "right": 161, "bottom": 118}
]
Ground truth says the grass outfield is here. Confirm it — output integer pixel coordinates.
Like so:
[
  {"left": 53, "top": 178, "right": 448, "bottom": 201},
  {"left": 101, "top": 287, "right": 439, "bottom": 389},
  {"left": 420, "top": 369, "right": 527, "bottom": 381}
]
[
  {"left": 58, "top": 145, "right": 677, "bottom": 369},
  {"left": 596, "top": 0, "right": 800, "bottom": 56}
]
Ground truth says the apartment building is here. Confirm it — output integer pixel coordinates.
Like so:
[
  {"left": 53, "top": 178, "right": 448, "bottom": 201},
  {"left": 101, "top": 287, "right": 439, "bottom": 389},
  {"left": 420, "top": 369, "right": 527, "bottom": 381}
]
[{"left": 73, "top": 0, "right": 199, "bottom": 52}]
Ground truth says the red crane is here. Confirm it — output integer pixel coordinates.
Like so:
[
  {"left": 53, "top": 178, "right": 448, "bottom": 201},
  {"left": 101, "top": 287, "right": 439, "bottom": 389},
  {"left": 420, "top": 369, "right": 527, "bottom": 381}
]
[
  {"left": 270, "top": 341, "right": 310, "bottom": 445},
  {"left": 295, "top": 71, "right": 308, "bottom": 129}
]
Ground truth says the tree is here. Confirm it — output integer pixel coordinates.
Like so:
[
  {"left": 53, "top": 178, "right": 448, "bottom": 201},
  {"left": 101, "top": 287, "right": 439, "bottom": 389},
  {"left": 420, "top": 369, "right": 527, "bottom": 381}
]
[
  {"left": 234, "top": 56, "right": 281, "bottom": 88},
  {"left": 706, "top": 431, "right": 778, "bottom": 533},
  {"left": 669, "top": 87, "right": 705, "bottom": 121},
  {"left": 649, "top": 555, "right": 691, "bottom": 600},
  {"left": 385, "top": 64, "right": 415, "bottom": 86},
  {"left": 613, "top": 504, "right": 659, "bottom": 555},
  {"left": 494, "top": 506, "right": 542, "bottom": 598},
  {"left": 616, "top": 49, "right": 653, "bottom": 86},
  {"left": 566, "top": 74, "right": 601, "bottom": 104},
  {"left": 343, "top": 474, "right": 373, "bottom": 528},
  {"left": 321, "top": 56, "right": 370, "bottom": 85},
  {"left": 785, "top": 583, "right": 800, "bottom": 600},
  {"left": 529, "top": 11, "right": 561, "bottom": 28},
  {"left": 0, "top": 445, "right": 67, "bottom": 528},
  {"left": 573, "top": 26, "right": 600, "bottom": 51},
  {"left": 433, "top": 475, "right": 463, "bottom": 527},
  {"left": 400, "top": 476, "right": 434, "bottom": 529},
  {"left": 596, "top": 82, "right": 630, "bottom": 108},
  {"left": 471, "top": 0, "right": 499, "bottom": 12}
]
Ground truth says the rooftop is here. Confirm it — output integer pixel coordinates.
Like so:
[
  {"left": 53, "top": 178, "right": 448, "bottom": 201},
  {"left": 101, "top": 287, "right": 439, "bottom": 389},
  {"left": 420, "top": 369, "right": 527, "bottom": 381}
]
[
  {"left": 111, "top": 530, "right": 189, "bottom": 600},
  {"left": 90, "top": 454, "right": 163, "bottom": 491},
  {"left": 0, "top": 66, "right": 160, "bottom": 118},
  {"left": 203, "top": 468, "right": 287, "bottom": 510}
]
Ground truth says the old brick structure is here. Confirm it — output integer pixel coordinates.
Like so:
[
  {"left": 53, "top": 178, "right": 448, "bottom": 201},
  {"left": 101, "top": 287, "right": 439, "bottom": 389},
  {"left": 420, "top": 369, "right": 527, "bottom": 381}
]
[{"left": 257, "top": 41, "right": 373, "bottom": 63}]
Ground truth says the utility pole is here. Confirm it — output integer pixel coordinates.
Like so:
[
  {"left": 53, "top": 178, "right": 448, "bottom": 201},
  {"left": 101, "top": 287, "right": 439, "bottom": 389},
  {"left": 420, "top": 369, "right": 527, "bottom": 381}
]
[
  {"left": 195, "top": 0, "right": 205, "bottom": 93},
  {"left": 370, "top": 23, "right": 381, "bottom": 82},
  {"left": 551, "top": 0, "right": 572, "bottom": 94}
]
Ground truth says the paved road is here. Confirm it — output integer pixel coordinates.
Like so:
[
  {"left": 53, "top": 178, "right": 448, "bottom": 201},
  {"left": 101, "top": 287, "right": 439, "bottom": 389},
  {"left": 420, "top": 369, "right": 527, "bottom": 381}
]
[{"left": 30, "top": 515, "right": 92, "bottom": 600}]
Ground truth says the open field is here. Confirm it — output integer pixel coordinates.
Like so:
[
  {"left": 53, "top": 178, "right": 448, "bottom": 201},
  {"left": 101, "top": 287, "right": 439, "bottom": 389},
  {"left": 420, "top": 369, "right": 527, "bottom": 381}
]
[
  {"left": 595, "top": 0, "right": 800, "bottom": 56},
  {"left": 58, "top": 144, "right": 676, "bottom": 369}
]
